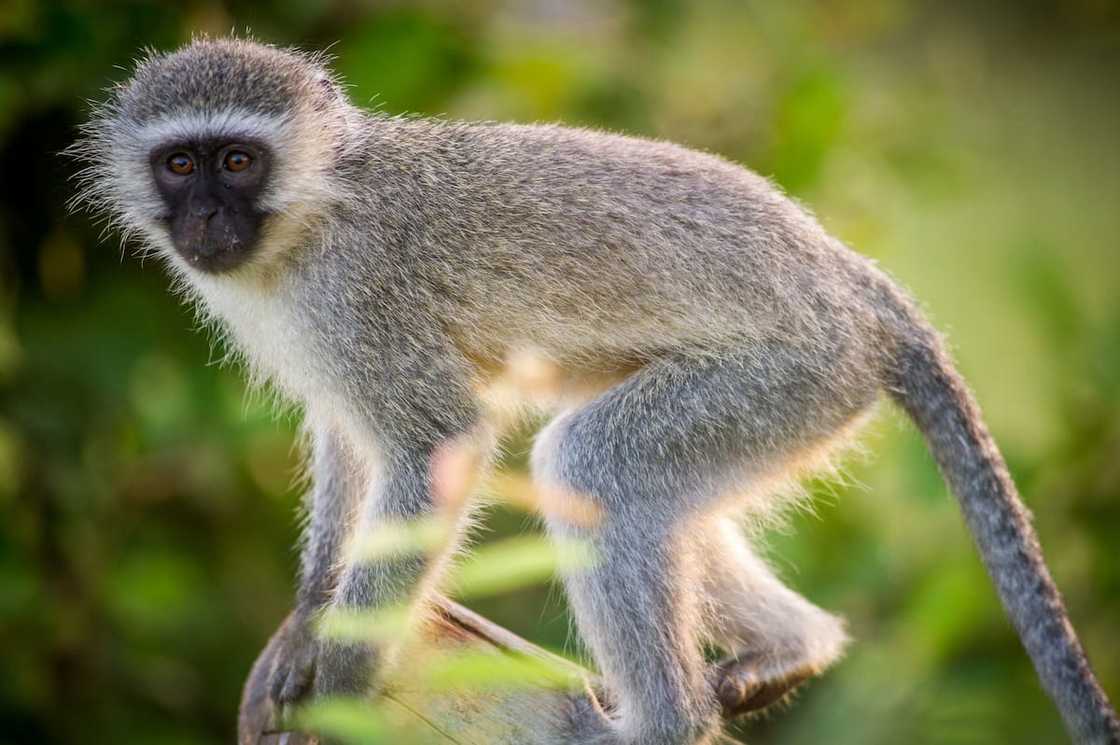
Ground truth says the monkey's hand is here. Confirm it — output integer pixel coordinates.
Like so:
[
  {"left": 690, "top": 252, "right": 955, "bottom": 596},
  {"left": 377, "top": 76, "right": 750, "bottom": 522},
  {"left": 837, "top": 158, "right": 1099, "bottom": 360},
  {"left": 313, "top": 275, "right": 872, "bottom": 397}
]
[
  {"left": 269, "top": 617, "right": 380, "bottom": 710},
  {"left": 268, "top": 613, "right": 322, "bottom": 710}
]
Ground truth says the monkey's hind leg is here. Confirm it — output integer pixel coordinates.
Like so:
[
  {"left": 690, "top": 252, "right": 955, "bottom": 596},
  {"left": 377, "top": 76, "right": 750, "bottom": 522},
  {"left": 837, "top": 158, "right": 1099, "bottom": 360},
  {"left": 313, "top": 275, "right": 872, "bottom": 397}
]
[
  {"left": 532, "top": 345, "right": 878, "bottom": 745},
  {"left": 699, "top": 518, "right": 849, "bottom": 716}
]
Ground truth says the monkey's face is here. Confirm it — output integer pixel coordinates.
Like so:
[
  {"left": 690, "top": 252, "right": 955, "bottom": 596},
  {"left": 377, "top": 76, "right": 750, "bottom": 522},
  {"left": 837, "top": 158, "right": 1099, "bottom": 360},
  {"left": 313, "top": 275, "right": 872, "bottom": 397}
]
[
  {"left": 71, "top": 39, "right": 349, "bottom": 277},
  {"left": 150, "top": 137, "right": 272, "bottom": 273}
]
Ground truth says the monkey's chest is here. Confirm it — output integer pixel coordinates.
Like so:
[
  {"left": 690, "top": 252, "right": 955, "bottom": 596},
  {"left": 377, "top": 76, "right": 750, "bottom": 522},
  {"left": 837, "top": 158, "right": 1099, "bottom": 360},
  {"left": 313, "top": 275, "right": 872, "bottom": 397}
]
[{"left": 195, "top": 280, "right": 327, "bottom": 406}]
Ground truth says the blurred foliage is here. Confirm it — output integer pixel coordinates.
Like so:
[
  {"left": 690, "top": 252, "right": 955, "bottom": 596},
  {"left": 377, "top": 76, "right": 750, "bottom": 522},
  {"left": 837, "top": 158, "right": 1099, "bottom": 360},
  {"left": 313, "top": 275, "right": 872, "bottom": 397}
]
[{"left": 1, "top": 1, "right": 1118, "bottom": 743}]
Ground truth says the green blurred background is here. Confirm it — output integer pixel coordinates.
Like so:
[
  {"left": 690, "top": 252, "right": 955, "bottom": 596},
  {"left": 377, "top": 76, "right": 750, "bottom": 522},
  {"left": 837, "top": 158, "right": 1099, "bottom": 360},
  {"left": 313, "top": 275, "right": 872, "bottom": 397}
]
[{"left": 1, "top": 1, "right": 1118, "bottom": 743}]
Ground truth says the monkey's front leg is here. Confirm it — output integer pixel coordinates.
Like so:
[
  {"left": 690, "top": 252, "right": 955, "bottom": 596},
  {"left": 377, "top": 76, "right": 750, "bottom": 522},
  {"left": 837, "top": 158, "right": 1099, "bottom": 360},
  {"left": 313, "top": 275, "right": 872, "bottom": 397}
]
[
  {"left": 311, "top": 442, "right": 474, "bottom": 700},
  {"left": 269, "top": 425, "right": 365, "bottom": 709},
  {"left": 285, "top": 324, "right": 485, "bottom": 705}
]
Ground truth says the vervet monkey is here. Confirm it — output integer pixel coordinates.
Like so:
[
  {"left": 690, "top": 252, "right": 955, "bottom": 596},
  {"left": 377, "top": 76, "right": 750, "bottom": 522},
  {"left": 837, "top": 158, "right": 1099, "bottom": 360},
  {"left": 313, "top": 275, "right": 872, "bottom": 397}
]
[{"left": 71, "top": 38, "right": 1118, "bottom": 745}]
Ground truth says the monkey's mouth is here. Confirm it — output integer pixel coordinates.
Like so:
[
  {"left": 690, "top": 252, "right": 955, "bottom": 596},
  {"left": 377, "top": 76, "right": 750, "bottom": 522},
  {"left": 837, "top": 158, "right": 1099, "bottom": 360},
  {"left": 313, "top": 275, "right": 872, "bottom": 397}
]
[
  {"left": 179, "top": 240, "right": 258, "bottom": 274},
  {"left": 170, "top": 211, "right": 262, "bottom": 274}
]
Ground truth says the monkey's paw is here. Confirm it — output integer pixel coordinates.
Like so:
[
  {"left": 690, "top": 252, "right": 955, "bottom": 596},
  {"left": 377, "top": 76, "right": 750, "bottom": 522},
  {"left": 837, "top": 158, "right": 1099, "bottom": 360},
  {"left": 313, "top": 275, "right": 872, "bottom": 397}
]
[
  {"left": 268, "top": 618, "right": 321, "bottom": 709},
  {"left": 714, "top": 652, "right": 816, "bottom": 716},
  {"left": 269, "top": 618, "right": 382, "bottom": 712}
]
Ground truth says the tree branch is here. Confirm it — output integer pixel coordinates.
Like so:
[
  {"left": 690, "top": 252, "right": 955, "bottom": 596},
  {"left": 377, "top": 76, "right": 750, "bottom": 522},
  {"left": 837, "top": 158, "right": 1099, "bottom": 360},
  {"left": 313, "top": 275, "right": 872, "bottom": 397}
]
[{"left": 239, "top": 598, "right": 745, "bottom": 744}]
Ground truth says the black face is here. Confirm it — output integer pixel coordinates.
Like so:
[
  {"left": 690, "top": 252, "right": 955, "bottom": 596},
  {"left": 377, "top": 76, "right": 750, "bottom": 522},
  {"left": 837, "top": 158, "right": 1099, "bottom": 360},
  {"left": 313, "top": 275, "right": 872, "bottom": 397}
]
[{"left": 150, "top": 137, "right": 271, "bottom": 273}]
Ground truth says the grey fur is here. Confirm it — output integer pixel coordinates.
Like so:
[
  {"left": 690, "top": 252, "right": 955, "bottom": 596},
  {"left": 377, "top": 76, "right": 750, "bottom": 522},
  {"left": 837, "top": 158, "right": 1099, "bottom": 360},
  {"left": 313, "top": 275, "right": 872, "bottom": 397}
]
[{"left": 71, "top": 38, "right": 1118, "bottom": 745}]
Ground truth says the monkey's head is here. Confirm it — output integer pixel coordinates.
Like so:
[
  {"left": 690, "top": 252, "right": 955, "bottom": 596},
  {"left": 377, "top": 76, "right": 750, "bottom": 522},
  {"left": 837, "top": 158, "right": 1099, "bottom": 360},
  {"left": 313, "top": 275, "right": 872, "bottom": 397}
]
[{"left": 72, "top": 38, "right": 352, "bottom": 276}]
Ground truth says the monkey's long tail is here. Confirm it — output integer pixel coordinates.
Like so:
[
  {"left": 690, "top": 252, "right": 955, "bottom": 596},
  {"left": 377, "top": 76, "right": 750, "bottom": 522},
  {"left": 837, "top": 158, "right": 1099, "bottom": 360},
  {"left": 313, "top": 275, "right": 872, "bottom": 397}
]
[{"left": 879, "top": 293, "right": 1119, "bottom": 745}]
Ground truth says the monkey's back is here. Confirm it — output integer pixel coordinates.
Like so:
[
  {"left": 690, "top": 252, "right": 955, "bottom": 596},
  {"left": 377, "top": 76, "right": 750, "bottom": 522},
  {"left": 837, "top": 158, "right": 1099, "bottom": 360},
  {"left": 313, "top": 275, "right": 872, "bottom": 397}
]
[{"left": 359, "top": 118, "right": 886, "bottom": 373}]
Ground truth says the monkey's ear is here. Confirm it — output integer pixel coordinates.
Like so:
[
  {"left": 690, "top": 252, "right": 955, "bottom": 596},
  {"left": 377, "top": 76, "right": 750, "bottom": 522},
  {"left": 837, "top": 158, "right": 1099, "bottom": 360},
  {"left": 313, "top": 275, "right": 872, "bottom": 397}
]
[{"left": 311, "top": 73, "right": 343, "bottom": 111}]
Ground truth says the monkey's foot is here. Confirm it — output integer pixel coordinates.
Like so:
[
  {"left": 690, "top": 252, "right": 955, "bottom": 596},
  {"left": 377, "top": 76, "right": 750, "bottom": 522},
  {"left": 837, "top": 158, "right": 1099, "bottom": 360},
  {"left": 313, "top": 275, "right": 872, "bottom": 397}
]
[{"left": 714, "top": 652, "right": 818, "bottom": 717}]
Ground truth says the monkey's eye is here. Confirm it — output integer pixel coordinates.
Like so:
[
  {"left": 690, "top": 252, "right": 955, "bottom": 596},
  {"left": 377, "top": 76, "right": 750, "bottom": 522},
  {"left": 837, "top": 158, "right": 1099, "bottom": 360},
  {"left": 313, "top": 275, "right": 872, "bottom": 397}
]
[
  {"left": 224, "top": 151, "right": 252, "bottom": 172},
  {"left": 167, "top": 153, "right": 194, "bottom": 175}
]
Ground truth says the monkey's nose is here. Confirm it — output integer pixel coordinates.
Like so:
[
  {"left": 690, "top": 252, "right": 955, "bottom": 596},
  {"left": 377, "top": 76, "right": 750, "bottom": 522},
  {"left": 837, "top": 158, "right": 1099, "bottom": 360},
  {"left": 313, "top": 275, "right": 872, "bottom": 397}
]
[
  {"left": 187, "top": 187, "right": 221, "bottom": 220},
  {"left": 190, "top": 202, "right": 219, "bottom": 220}
]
